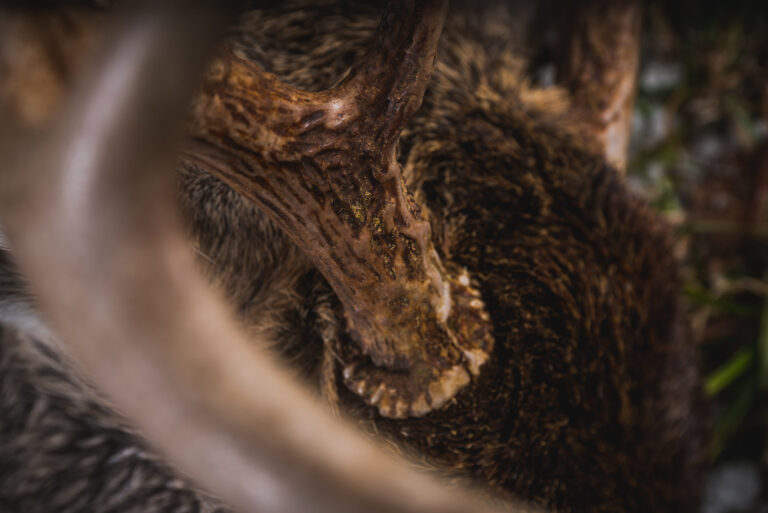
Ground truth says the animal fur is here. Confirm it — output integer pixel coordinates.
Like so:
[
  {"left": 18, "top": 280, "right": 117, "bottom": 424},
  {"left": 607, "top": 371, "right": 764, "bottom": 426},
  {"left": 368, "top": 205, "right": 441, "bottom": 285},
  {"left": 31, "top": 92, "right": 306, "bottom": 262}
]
[{"left": 0, "top": 1, "right": 710, "bottom": 512}]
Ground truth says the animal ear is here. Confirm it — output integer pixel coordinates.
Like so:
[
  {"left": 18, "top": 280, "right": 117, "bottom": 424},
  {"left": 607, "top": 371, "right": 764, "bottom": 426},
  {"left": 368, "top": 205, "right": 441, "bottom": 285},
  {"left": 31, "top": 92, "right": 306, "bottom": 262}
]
[
  {"left": 556, "top": 0, "right": 641, "bottom": 172},
  {"left": 187, "top": 0, "right": 494, "bottom": 418}
]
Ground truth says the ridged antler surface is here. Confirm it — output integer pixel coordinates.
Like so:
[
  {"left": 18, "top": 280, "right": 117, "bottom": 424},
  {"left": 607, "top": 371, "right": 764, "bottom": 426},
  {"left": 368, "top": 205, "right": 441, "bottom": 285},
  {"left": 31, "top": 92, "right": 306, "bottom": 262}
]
[{"left": 187, "top": 0, "right": 493, "bottom": 418}]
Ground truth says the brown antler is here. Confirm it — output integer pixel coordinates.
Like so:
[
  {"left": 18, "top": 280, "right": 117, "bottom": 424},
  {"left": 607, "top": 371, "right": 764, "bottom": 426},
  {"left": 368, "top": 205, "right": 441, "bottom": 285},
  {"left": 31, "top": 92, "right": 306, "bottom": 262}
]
[
  {"left": 185, "top": 0, "right": 494, "bottom": 418},
  {"left": 559, "top": 0, "right": 641, "bottom": 172}
]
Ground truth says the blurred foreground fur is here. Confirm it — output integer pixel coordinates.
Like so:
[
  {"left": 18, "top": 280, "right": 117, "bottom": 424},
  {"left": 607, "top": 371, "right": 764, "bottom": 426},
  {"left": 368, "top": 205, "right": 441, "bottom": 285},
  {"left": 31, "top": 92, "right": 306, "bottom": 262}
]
[{"left": 0, "top": 1, "right": 710, "bottom": 512}]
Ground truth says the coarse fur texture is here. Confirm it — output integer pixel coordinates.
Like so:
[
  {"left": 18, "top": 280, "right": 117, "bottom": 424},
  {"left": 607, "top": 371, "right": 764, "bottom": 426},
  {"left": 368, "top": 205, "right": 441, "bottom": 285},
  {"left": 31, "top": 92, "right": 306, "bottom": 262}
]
[
  {"left": 0, "top": 1, "right": 710, "bottom": 513},
  {"left": 0, "top": 324, "right": 230, "bottom": 513}
]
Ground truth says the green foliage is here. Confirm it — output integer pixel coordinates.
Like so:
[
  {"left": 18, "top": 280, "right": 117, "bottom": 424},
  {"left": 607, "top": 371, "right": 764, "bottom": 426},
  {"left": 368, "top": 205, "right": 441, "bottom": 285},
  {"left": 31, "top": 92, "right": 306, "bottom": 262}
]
[{"left": 630, "top": 3, "right": 768, "bottom": 465}]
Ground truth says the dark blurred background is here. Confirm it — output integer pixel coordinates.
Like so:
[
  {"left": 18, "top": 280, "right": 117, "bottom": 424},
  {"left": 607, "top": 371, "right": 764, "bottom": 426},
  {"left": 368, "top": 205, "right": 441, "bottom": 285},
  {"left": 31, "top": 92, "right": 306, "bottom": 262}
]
[{"left": 625, "top": 2, "right": 767, "bottom": 511}]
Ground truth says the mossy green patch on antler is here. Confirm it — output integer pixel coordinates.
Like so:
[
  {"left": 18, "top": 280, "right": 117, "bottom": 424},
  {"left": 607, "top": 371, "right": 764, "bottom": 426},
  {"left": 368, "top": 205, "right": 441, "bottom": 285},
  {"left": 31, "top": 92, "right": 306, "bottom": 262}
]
[{"left": 185, "top": 0, "right": 494, "bottom": 418}]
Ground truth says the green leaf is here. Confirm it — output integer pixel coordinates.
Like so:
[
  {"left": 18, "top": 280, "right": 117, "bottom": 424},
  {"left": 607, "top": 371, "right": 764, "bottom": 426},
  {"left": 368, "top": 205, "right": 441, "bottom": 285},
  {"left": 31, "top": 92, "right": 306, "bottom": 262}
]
[
  {"left": 758, "top": 273, "right": 768, "bottom": 391},
  {"left": 711, "top": 377, "right": 757, "bottom": 459},
  {"left": 705, "top": 347, "right": 755, "bottom": 396}
]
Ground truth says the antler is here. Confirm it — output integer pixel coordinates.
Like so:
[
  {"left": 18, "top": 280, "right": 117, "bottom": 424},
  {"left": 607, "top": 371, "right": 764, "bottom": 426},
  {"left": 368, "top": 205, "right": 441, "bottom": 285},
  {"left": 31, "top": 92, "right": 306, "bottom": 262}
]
[
  {"left": 559, "top": 0, "right": 641, "bottom": 172},
  {"left": 186, "top": 0, "right": 494, "bottom": 418},
  {"left": 0, "top": 1, "right": 535, "bottom": 513}
]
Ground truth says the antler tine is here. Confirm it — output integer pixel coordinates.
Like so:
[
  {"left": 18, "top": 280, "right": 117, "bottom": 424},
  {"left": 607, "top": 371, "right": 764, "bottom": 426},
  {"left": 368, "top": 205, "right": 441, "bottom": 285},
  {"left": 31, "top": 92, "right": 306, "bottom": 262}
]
[
  {"left": 0, "top": 2, "right": 534, "bottom": 513},
  {"left": 559, "top": 0, "right": 641, "bottom": 172},
  {"left": 188, "top": 0, "right": 494, "bottom": 419},
  {"left": 337, "top": 0, "right": 447, "bottom": 145}
]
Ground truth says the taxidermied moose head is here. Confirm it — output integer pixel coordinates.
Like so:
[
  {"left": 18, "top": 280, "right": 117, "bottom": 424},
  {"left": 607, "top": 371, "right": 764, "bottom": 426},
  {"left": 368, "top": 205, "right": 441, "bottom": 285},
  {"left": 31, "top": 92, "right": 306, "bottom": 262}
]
[{"left": 0, "top": 1, "right": 709, "bottom": 512}]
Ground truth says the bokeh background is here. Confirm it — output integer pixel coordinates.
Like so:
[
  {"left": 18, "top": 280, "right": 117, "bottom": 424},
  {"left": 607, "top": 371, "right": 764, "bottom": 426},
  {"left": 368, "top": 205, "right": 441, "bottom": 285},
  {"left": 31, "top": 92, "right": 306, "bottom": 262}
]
[{"left": 627, "top": 2, "right": 767, "bottom": 511}]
